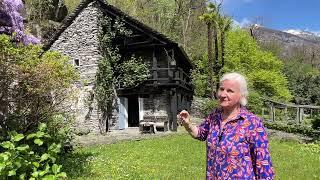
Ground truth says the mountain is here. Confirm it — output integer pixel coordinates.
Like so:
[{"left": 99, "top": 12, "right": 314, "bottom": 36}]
[
  {"left": 284, "top": 29, "right": 320, "bottom": 42},
  {"left": 248, "top": 25, "right": 320, "bottom": 66}
]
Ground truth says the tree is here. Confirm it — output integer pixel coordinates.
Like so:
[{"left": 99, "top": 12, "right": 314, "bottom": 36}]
[
  {"left": 107, "top": 0, "right": 208, "bottom": 58},
  {"left": 283, "top": 59, "right": 320, "bottom": 105},
  {"left": 199, "top": 1, "right": 233, "bottom": 99},
  {"left": 199, "top": 2, "right": 220, "bottom": 99},
  {"left": 193, "top": 29, "right": 292, "bottom": 103},
  {"left": 217, "top": 15, "right": 232, "bottom": 76}
]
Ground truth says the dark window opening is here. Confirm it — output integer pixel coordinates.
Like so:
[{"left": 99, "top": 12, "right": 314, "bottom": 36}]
[{"left": 74, "top": 59, "right": 80, "bottom": 66}]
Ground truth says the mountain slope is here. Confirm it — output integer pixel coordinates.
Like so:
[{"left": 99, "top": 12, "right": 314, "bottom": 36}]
[{"left": 248, "top": 25, "right": 320, "bottom": 66}]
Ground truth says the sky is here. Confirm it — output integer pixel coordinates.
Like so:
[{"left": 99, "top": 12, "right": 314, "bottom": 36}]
[{"left": 220, "top": 0, "right": 320, "bottom": 34}]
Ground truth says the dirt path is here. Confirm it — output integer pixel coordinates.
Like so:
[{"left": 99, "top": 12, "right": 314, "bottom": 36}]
[
  {"left": 74, "top": 127, "right": 184, "bottom": 147},
  {"left": 74, "top": 127, "right": 313, "bottom": 148}
]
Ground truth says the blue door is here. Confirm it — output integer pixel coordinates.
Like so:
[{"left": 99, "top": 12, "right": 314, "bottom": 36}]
[{"left": 118, "top": 97, "right": 128, "bottom": 130}]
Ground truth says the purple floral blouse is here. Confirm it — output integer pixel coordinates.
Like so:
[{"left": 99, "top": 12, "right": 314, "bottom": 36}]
[{"left": 196, "top": 107, "right": 274, "bottom": 180}]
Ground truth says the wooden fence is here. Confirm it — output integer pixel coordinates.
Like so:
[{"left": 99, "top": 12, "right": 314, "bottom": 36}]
[{"left": 262, "top": 98, "right": 320, "bottom": 124}]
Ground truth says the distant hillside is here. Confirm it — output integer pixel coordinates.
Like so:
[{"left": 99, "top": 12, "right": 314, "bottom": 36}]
[
  {"left": 284, "top": 29, "right": 320, "bottom": 42},
  {"left": 248, "top": 25, "right": 320, "bottom": 67}
]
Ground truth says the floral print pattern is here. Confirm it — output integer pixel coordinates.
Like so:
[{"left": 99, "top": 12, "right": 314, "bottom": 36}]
[{"left": 197, "top": 107, "right": 274, "bottom": 179}]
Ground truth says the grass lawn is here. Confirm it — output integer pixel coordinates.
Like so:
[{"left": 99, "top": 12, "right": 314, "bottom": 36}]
[{"left": 61, "top": 133, "right": 320, "bottom": 180}]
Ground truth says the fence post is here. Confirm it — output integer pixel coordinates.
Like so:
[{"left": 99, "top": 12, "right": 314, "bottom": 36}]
[
  {"left": 284, "top": 106, "right": 288, "bottom": 121},
  {"left": 300, "top": 107, "right": 304, "bottom": 124},
  {"left": 296, "top": 106, "right": 303, "bottom": 124},
  {"left": 269, "top": 103, "right": 274, "bottom": 121}
]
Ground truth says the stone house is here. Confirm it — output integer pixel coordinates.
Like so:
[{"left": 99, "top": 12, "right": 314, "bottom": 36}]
[{"left": 43, "top": 0, "right": 194, "bottom": 134}]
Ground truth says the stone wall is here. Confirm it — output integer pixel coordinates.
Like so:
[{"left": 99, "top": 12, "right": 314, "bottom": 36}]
[
  {"left": 50, "top": 2, "right": 104, "bottom": 133},
  {"left": 143, "top": 92, "right": 169, "bottom": 118},
  {"left": 50, "top": 2, "right": 102, "bottom": 84}
]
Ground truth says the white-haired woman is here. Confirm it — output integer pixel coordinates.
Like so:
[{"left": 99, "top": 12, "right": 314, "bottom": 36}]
[{"left": 178, "top": 72, "right": 274, "bottom": 179}]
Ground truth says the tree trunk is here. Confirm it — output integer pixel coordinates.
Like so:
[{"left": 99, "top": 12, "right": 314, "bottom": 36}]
[
  {"left": 213, "top": 23, "right": 219, "bottom": 96},
  {"left": 207, "top": 23, "right": 215, "bottom": 99},
  {"left": 220, "top": 31, "right": 225, "bottom": 74}
]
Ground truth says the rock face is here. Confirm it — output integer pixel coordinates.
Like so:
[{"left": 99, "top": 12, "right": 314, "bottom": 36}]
[{"left": 249, "top": 25, "right": 320, "bottom": 67}]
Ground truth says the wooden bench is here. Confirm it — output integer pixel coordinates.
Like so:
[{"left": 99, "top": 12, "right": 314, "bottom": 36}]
[
  {"left": 139, "top": 115, "right": 169, "bottom": 133},
  {"left": 139, "top": 122, "right": 155, "bottom": 134}
]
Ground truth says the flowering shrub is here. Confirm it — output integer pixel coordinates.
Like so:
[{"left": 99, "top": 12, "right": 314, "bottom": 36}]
[{"left": 0, "top": 0, "right": 39, "bottom": 44}]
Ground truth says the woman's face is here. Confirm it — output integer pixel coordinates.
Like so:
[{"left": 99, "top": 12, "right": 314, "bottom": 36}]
[{"left": 218, "top": 79, "right": 242, "bottom": 110}]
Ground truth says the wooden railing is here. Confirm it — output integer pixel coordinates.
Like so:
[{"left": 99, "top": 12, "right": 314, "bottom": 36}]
[
  {"left": 149, "top": 67, "right": 192, "bottom": 90},
  {"left": 116, "top": 67, "right": 193, "bottom": 90},
  {"left": 262, "top": 98, "right": 320, "bottom": 124}
]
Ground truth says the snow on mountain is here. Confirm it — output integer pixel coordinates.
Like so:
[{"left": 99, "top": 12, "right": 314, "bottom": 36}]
[{"left": 284, "top": 29, "right": 320, "bottom": 41}]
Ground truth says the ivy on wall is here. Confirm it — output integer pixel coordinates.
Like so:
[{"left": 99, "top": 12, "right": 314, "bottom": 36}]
[{"left": 95, "top": 15, "right": 150, "bottom": 120}]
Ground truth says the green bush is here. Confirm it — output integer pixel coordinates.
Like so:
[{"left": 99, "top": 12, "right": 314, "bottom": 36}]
[
  {"left": 247, "top": 91, "right": 264, "bottom": 114},
  {"left": 312, "top": 115, "right": 320, "bottom": 130},
  {"left": 201, "top": 98, "right": 219, "bottom": 115},
  {"left": 0, "top": 123, "right": 67, "bottom": 179},
  {"left": 47, "top": 114, "right": 74, "bottom": 146},
  {"left": 0, "top": 34, "right": 78, "bottom": 137},
  {"left": 264, "top": 121, "right": 320, "bottom": 138}
]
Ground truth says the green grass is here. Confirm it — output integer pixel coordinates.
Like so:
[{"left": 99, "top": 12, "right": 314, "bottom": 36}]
[
  {"left": 270, "top": 139, "right": 320, "bottom": 179},
  {"left": 61, "top": 134, "right": 320, "bottom": 180}
]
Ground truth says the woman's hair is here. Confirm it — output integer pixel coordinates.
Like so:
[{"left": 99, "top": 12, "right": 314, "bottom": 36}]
[{"left": 220, "top": 72, "right": 248, "bottom": 106}]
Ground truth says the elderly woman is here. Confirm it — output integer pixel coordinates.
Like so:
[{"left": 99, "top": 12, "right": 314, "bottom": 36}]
[{"left": 178, "top": 72, "right": 274, "bottom": 179}]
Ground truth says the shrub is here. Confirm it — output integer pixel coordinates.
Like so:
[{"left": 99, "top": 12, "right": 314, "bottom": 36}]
[
  {"left": 264, "top": 121, "right": 320, "bottom": 138},
  {"left": 312, "top": 115, "right": 320, "bottom": 130},
  {"left": 201, "top": 98, "right": 219, "bottom": 115},
  {"left": 0, "top": 123, "right": 67, "bottom": 179},
  {"left": 0, "top": 34, "right": 78, "bottom": 136},
  {"left": 247, "top": 91, "right": 264, "bottom": 114}
]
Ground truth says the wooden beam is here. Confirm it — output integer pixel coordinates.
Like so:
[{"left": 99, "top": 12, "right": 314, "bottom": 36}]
[
  {"left": 170, "top": 88, "right": 178, "bottom": 131},
  {"left": 152, "top": 49, "right": 157, "bottom": 86}
]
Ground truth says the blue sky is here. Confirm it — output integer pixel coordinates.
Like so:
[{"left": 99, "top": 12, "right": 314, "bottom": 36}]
[{"left": 221, "top": 0, "right": 320, "bottom": 33}]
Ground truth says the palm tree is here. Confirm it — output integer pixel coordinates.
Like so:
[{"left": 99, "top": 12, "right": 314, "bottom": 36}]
[
  {"left": 217, "top": 15, "right": 232, "bottom": 79},
  {"left": 199, "top": 2, "right": 220, "bottom": 99}
]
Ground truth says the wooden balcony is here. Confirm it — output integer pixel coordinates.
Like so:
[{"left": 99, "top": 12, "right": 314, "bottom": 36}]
[{"left": 117, "top": 67, "right": 193, "bottom": 91}]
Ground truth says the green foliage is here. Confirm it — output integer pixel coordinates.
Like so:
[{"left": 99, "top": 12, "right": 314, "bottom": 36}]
[
  {"left": 119, "top": 56, "right": 150, "bottom": 88},
  {"left": 95, "top": 57, "right": 114, "bottom": 111},
  {"left": 96, "top": 16, "right": 150, "bottom": 113},
  {"left": 46, "top": 114, "right": 74, "bottom": 145},
  {"left": 192, "top": 54, "right": 211, "bottom": 96},
  {"left": 107, "top": 0, "right": 208, "bottom": 58},
  {"left": 264, "top": 121, "right": 320, "bottom": 138},
  {"left": 312, "top": 114, "right": 320, "bottom": 130},
  {"left": 0, "top": 34, "right": 78, "bottom": 137},
  {"left": 201, "top": 98, "right": 219, "bottom": 115},
  {"left": 225, "top": 29, "right": 292, "bottom": 101},
  {"left": 283, "top": 59, "right": 320, "bottom": 105},
  {"left": 0, "top": 123, "right": 67, "bottom": 179},
  {"left": 64, "top": 0, "right": 81, "bottom": 12},
  {"left": 25, "top": 0, "right": 55, "bottom": 21},
  {"left": 247, "top": 91, "right": 264, "bottom": 114},
  {"left": 192, "top": 29, "right": 292, "bottom": 102}
]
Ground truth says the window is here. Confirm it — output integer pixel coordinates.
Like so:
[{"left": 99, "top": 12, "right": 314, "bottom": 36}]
[{"left": 74, "top": 59, "right": 80, "bottom": 67}]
